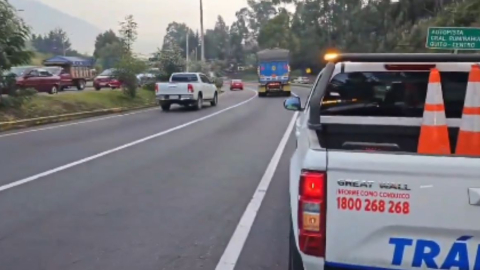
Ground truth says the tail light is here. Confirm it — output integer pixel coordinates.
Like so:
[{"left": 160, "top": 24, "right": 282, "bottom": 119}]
[
  {"left": 384, "top": 64, "right": 436, "bottom": 71},
  {"left": 298, "top": 170, "right": 326, "bottom": 257},
  {"left": 155, "top": 83, "right": 158, "bottom": 93},
  {"left": 187, "top": 84, "right": 194, "bottom": 93}
]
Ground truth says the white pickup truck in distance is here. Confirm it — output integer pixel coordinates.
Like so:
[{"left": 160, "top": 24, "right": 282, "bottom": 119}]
[
  {"left": 283, "top": 53, "right": 480, "bottom": 270},
  {"left": 155, "top": 72, "right": 218, "bottom": 111}
]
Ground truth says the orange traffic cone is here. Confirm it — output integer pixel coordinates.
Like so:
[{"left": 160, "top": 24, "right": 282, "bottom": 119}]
[
  {"left": 456, "top": 65, "right": 480, "bottom": 156},
  {"left": 418, "top": 68, "right": 451, "bottom": 154}
]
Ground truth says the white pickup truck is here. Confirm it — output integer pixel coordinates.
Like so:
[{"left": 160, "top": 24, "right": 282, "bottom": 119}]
[
  {"left": 284, "top": 53, "right": 480, "bottom": 270},
  {"left": 155, "top": 72, "right": 218, "bottom": 111}
]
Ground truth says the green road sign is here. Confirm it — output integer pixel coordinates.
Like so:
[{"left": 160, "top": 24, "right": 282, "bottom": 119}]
[{"left": 426, "top": 27, "right": 480, "bottom": 50}]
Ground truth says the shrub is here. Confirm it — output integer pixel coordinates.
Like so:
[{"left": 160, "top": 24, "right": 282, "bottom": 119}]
[{"left": 213, "top": 77, "right": 223, "bottom": 90}]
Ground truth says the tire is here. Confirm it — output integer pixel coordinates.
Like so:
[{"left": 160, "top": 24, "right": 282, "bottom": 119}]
[
  {"left": 210, "top": 92, "right": 218, "bottom": 106},
  {"left": 161, "top": 104, "right": 170, "bottom": 111},
  {"left": 258, "top": 92, "right": 267, "bottom": 97},
  {"left": 284, "top": 92, "right": 291, "bottom": 96},
  {"left": 76, "top": 80, "right": 86, "bottom": 90},
  {"left": 289, "top": 222, "right": 304, "bottom": 270},
  {"left": 49, "top": 85, "right": 58, "bottom": 95},
  {"left": 95, "top": 85, "right": 101, "bottom": 91},
  {"left": 230, "top": 87, "right": 233, "bottom": 91},
  {"left": 194, "top": 94, "right": 203, "bottom": 110}
]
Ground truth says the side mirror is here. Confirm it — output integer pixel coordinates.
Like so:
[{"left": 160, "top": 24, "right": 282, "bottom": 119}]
[{"left": 284, "top": 96, "right": 303, "bottom": 111}]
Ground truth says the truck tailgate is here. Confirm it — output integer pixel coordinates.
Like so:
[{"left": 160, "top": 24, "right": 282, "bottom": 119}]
[
  {"left": 157, "top": 83, "right": 190, "bottom": 95},
  {"left": 326, "top": 151, "right": 480, "bottom": 269}
]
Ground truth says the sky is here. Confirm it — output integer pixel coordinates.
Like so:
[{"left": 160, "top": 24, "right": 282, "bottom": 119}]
[{"left": 37, "top": 0, "right": 250, "bottom": 54}]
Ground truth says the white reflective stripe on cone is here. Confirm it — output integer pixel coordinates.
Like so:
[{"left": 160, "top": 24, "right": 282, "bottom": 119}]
[
  {"left": 459, "top": 115, "right": 480, "bottom": 132},
  {"left": 422, "top": 110, "right": 448, "bottom": 126},
  {"left": 463, "top": 83, "right": 480, "bottom": 108},
  {"left": 425, "top": 83, "right": 445, "bottom": 105}
]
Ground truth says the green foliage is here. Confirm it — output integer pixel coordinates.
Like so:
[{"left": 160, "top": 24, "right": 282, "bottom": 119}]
[
  {"left": 119, "top": 15, "right": 138, "bottom": 55},
  {"left": 31, "top": 28, "right": 84, "bottom": 57},
  {"left": 115, "top": 15, "right": 144, "bottom": 99},
  {"left": 154, "top": 42, "right": 185, "bottom": 79},
  {"left": 115, "top": 55, "right": 146, "bottom": 98},
  {"left": 0, "top": 0, "right": 32, "bottom": 72},
  {"left": 93, "top": 30, "right": 120, "bottom": 58},
  {"left": 213, "top": 77, "right": 223, "bottom": 89},
  {"left": 97, "top": 41, "right": 123, "bottom": 70}
]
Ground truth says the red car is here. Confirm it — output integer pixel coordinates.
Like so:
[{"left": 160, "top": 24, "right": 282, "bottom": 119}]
[
  {"left": 93, "top": 68, "right": 122, "bottom": 90},
  {"left": 230, "top": 79, "right": 244, "bottom": 90},
  {"left": 10, "top": 67, "right": 62, "bottom": 94}
]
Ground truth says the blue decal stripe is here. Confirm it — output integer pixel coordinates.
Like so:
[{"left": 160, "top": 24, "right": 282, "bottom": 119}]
[
  {"left": 325, "top": 262, "right": 405, "bottom": 270},
  {"left": 456, "top": 235, "right": 473, "bottom": 241}
]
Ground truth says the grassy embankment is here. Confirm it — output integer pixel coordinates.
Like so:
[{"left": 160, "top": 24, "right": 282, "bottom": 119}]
[{"left": 0, "top": 89, "right": 156, "bottom": 122}]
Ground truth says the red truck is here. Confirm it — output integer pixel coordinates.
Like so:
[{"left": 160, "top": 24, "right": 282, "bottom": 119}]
[{"left": 43, "top": 56, "right": 95, "bottom": 90}]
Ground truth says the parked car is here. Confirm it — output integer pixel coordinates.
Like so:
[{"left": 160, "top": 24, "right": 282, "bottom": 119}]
[
  {"left": 230, "top": 79, "right": 244, "bottom": 90},
  {"left": 15, "top": 67, "right": 62, "bottom": 94},
  {"left": 93, "top": 69, "right": 122, "bottom": 90},
  {"left": 155, "top": 72, "right": 218, "bottom": 111}
]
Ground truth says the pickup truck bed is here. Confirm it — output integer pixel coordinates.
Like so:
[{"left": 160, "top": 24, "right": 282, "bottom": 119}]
[{"left": 287, "top": 53, "right": 480, "bottom": 270}]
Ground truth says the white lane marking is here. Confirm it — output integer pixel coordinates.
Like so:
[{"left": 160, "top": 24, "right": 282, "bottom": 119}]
[
  {"left": 0, "top": 90, "right": 258, "bottom": 193},
  {"left": 215, "top": 111, "right": 299, "bottom": 270},
  {"left": 0, "top": 107, "right": 159, "bottom": 138}
]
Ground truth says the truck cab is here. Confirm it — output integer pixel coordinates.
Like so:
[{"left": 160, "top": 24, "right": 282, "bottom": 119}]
[{"left": 284, "top": 53, "right": 480, "bottom": 270}]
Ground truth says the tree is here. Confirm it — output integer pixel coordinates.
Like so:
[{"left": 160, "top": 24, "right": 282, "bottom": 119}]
[
  {"left": 162, "top": 22, "right": 199, "bottom": 59},
  {"left": 0, "top": 0, "right": 32, "bottom": 71},
  {"left": 119, "top": 15, "right": 138, "bottom": 55},
  {"left": 115, "top": 15, "right": 144, "bottom": 98},
  {"left": 97, "top": 42, "right": 123, "bottom": 69},
  {"left": 154, "top": 42, "right": 185, "bottom": 80},
  {"left": 31, "top": 28, "right": 72, "bottom": 56},
  {"left": 93, "top": 30, "right": 120, "bottom": 58},
  {"left": 258, "top": 10, "right": 298, "bottom": 50}
]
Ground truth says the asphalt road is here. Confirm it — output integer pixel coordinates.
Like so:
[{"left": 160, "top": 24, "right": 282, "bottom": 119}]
[{"left": 0, "top": 85, "right": 310, "bottom": 270}]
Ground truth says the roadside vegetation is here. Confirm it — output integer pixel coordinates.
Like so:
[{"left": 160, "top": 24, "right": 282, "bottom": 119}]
[{"left": 0, "top": 89, "right": 155, "bottom": 121}]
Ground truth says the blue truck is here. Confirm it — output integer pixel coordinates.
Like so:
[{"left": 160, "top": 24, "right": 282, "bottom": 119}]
[{"left": 256, "top": 48, "right": 291, "bottom": 97}]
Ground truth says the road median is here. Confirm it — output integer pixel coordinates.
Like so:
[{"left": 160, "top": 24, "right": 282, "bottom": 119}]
[{"left": 0, "top": 89, "right": 157, "bottom": 132}]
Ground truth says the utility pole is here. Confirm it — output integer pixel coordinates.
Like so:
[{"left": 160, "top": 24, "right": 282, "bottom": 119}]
[
  {"left": 200, "top": 0, "right": 205, "bottom": 62},
  {"left": 186, "top": 31, "right": 189, "bottom": 71}
]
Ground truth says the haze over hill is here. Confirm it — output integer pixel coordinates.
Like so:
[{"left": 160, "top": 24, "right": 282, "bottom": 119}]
[{"left": 10, "top": 0, "right": 102, "bottom": 54}]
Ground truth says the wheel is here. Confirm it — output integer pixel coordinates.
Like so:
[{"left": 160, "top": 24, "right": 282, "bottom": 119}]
[
  {"left": 49, "top": 85, "right": 58, "bottom": 94},
  {"left": 76, "top": 80, "right": 86, "bottom": 90},
  {"left": 94, "top": 85, "right": 101, "bottom": 91},
  {"left": 210, "top": 92, "right": 218, "bottom": 106},
  {"left": 289, "top": 222, "right": 304, "bottom": 270},
  {"left": 194, "top": 95, "right": 203, "bottom": 110},
  {"left": 258, "top": 92, "right": 267, "bottom": 97},
  {"left": 284, "top": 92, "right": 291, "bottom": 96},
  {"left": 240, "top": 88, "right": 243, "bottom": 90},
  {"left": 160, "top": 103, "right": 171, "bottom": 111},
  {"left": 230, "top": 87, "right": 233, "bottom": 91}
]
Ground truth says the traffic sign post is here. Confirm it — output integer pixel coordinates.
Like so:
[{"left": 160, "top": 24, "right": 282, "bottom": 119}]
[{"left": 426, "top": 27, "right": 480, "bottom": 50}]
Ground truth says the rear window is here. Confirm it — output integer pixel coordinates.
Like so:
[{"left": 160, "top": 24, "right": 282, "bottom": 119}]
[
  {"left": 321, "top": 72, "right": 468, "bottom": 118},
  {"left": 171, "top": 74, "right": 198, "bottom": 82}
]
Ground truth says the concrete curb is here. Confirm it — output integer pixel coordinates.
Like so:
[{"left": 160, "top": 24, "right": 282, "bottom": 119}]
[{"left": 0, "top": 103, "right": 157, "bottom": 132}]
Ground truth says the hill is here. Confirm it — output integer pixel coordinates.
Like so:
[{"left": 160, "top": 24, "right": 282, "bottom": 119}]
[{"left": 9, "top": 0, "right": 102, "bottom": 54}]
